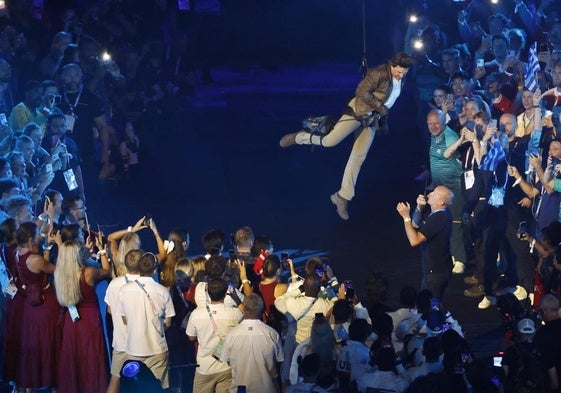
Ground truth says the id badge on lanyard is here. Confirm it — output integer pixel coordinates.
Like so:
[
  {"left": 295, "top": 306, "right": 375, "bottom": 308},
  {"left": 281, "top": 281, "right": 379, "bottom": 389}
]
[
  {"left": 464, "top": 170, "right": 475, "bottom": 190},
  {"left": 4, "top": 277, "right": 17, "bottom": 298}
]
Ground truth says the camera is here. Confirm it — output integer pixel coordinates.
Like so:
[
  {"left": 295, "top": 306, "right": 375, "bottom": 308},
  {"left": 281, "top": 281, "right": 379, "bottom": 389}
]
[{"left": 49, "top": 94, "right": 62, "bottom": 105}]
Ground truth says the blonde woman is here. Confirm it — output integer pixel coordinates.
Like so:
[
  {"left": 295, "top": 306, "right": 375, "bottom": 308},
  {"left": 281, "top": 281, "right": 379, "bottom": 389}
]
[
  {"left": 54, "top": 239, "right": 111, "bottom": 393},
  {"left": 107, "top": 216, "right": 165, "bottom": 277}
]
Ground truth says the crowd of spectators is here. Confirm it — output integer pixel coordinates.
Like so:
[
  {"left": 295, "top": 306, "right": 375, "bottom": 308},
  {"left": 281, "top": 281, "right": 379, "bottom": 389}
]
[{"left": 1, "top": 0, "right": 561, "bottom": 393}]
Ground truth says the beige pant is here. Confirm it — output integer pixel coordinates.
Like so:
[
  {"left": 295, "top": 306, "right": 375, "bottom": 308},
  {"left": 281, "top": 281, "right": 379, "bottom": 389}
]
[
  {"left": 193, "top": 368, "right": 232, "bottom": 393},
  {"left": 126, "top": 351, "right": 170, "bottom": 388},
  {"left": 295, "top": 97, "right": 376, "bottom": 201}
]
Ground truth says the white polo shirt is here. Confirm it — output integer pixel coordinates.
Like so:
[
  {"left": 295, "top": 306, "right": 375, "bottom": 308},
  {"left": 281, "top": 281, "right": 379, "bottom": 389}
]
[
  {"left": 117, "top": 276, "right": 175, "bottom": 356},
  {"left": 104, "top": 274, "right": 139, "bottom": 351},
  {"left": 186, "top": 302, "right": 243, "bottom": 375},
  {"left": 220, "top": 319, "right": 284, "bottom": 393}
]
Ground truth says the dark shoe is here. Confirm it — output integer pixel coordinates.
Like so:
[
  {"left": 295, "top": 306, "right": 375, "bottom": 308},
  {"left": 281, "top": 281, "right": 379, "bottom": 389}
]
[
  {"left": 464, "top": 275, "right": 479, "bottom": 285},
  {"left": 279, "top": 132, "right": 298, "bottom": 148},
  {"left": 464, "top": 284, "right": 484, "bottom": 297},
  {"left": 330, "top": 192, "right": 349, "bottom": 220}
]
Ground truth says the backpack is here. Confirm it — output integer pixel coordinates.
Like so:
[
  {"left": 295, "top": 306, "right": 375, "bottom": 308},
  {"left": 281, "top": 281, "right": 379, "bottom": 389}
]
[{"left": 506, "top": 342, "right": 547, "bottom": 393}]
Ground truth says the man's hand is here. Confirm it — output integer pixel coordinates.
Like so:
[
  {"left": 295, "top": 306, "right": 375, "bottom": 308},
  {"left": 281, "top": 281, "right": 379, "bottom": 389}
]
[
  {"left": 236, "top": 259, "right": 248, "bottom": 281},
  {"left": 415, "top": 194, "right": 427, "bottom": 208},
  {"left": 396, "top": 202, "right": 411, "bottom": 218},
  {"left": 529, "top": 154, "right": 542, "bottom": 171},
  {"left": 518, "top": 197, "right": 532, "bottom": 208}
]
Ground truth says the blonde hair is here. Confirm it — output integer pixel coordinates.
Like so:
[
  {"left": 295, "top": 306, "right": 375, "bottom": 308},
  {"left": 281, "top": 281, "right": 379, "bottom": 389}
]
[
  {"left": 115, "top": 232, "right": 141, "bottom": 277},
  {"left": 54, "top": 241, "right": 84, "bottom": 307},
  {"left": 175, "top": 257, "right": 194, "bottom": 278},
  {"left": 191, "top": 255, "right": 206, "bottom": 284}
]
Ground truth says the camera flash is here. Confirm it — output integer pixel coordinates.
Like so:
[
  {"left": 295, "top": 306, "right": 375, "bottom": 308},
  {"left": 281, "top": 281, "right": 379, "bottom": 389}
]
[
  {"left": 0, "top": 1, "right": 5, "bottom": 10},
  {"left": 413, "top": 39, "right": 424, "bottom": 50},
  {"left": 101, "top": 52, "right": 111, "bottom": 62},
  {"left": 409, "top": 14, "right": 418, "bottom": 23},
  {"left": 490, "top": 0, "right": 499, "bottom": 4}
]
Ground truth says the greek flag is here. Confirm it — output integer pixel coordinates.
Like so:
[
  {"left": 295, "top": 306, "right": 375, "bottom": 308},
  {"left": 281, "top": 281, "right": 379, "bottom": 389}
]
[
  {"left": 479, "top": 140, "right": 506, "bottom": 171},
  {"left": 524, "top": 42, "right": 541, "bottom": 92}
]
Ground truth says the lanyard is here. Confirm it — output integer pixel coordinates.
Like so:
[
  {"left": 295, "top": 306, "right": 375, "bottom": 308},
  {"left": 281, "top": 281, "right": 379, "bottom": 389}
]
[
  {"left": 134, "top": 279, "right": 158, "bottom": 317},
  {"left": 64, "top": 85, "right": 83, "bottom": 117},
  {"left": 205, "top": 287, "right": 221, "bottom": 336}
]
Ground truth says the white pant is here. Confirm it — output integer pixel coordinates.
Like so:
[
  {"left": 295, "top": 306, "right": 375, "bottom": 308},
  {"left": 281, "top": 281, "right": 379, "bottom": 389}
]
[{"left": 295, "top": 98, "right": 376, "bottom": 201}]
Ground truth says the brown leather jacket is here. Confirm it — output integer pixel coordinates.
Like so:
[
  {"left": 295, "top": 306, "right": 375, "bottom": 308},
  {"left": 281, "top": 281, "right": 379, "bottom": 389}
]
[{"left": 354, "top": 63, "right": 394, "bottom": 117}]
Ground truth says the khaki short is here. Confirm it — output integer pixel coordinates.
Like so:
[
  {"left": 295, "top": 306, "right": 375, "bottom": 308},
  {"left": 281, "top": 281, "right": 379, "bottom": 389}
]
[
  {"left": 126, "top": 351, "right": 169, "bottom": 388},
  {"left": 111, "top": 350, "right": 129, "bottom": 377}
]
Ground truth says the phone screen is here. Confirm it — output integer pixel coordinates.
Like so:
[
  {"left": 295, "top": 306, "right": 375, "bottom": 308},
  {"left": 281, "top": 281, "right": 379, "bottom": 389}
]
[
  {"left": 493, "top": 356, "right": 502, "bottom": 367},
  {"left": 489, "top": 119, "right": 497, "bottom": 129}
]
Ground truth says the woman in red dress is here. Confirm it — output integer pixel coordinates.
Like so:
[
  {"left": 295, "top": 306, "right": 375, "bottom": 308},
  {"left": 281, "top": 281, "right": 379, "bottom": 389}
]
[
  {"left": 54, "top": 238, "right": 112, "bottom": 393},
  {"left": 16, "top": 221, "right": 61, "bottom": 390},
  {"left": 1, "top": 219, "right": 22, "bottom": 386}
]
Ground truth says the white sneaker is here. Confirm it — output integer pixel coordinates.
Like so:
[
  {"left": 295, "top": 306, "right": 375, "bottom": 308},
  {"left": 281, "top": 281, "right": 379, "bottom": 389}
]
[
  {"left": 478, "top": 296, "right": 496, "bottom": 309},
  {"left": 452, "top": 261, "right": 465, "bottom": 274},
  {"left": 513, "top": 285, "right": 528, "bottom": 301}
]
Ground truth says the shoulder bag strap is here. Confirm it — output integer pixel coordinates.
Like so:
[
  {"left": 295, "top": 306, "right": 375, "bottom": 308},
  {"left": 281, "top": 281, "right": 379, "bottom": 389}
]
[
  {"left": 297, "top": 298, "right": 318, "bottom": 321},
  {"left": 134, "top": 279, "right": 159, "bottom": 317}
]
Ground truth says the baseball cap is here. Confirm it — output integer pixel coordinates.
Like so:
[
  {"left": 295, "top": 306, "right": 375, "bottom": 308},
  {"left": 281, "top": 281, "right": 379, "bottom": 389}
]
[{"left": 517, "top": 318, "right": 536, "bottom": 334}]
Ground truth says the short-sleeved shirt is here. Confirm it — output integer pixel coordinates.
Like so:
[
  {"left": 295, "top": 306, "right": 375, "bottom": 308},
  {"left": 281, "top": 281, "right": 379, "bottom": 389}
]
[
  {"left": 336, "top": 340, "right": 371, "bottom": 383},
  {"left": 419, "top": 209, "right": 453, "bottom": 274},
  {"left": 58, "top": 88, "right": 105, "bottom": 157},
  {"left": 220, "top": 319, "right": 283, "bottom": 393},
  {"left": 430, "top": 127, "right": 463, "bottom": 190},
  {"left": 185, "top": 302, "right": 243, "bottom": 375},
  {"left": 104, "top": 273, "right": 140, "bottom": 351},
  {"left": 117, "top": 276, "right": 175, "bottom": 356}
]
